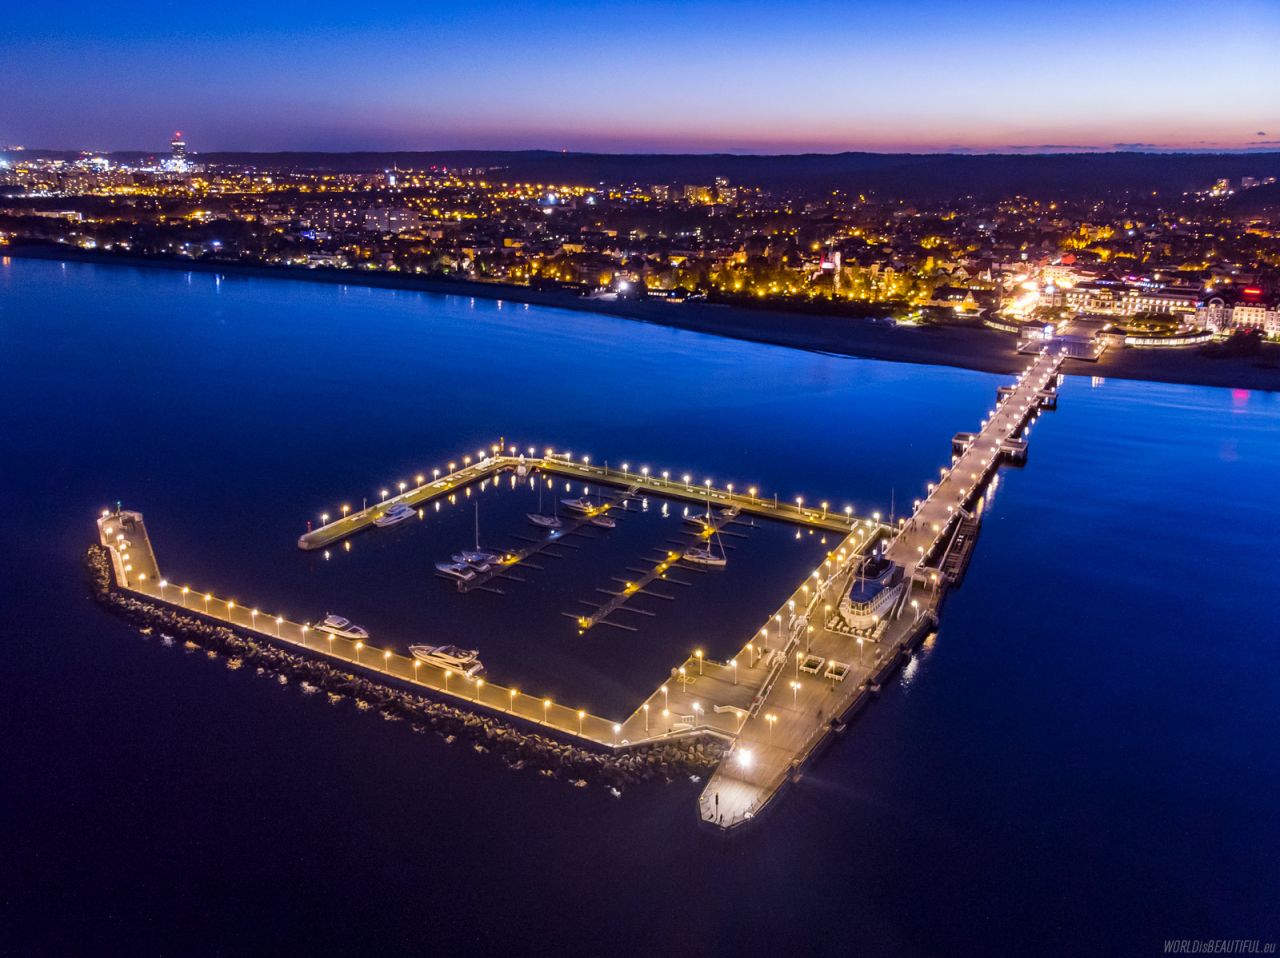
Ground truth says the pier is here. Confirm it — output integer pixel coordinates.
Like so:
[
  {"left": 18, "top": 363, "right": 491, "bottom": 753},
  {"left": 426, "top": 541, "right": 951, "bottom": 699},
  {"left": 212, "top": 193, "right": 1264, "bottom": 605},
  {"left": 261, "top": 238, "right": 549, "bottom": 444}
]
[{"left": 95, "top": 347, "right": 1066, "bottom": 832}]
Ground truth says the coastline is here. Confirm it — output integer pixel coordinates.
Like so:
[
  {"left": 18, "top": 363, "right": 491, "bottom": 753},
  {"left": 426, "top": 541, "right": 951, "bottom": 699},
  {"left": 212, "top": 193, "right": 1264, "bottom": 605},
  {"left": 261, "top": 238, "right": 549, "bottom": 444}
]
[{"left": 8, "top": 244, "right": 1279, "bottom": 391}]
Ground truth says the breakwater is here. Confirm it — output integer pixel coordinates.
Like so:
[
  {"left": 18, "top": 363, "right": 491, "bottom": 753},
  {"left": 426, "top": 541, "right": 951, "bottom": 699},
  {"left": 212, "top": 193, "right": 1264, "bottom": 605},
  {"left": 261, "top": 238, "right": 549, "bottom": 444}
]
[{"left": 86, "top": 545, "right": 724, "bottom": 792}]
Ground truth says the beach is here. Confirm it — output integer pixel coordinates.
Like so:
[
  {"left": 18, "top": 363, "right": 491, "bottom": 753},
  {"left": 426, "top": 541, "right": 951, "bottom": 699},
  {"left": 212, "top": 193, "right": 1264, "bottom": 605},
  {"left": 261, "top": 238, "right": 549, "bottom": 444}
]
[{"left": 8, "top": 245, "right": 1278, "bottom": 391}]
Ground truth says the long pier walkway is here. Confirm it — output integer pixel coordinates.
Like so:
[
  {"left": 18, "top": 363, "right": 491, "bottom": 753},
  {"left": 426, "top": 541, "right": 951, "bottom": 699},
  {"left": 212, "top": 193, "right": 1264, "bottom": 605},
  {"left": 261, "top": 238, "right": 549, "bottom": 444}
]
[
  {"left": 696, "top": 347, "right": 1066, "bottom": 828},
  {"left": 97, "top": 348, "right": 1065, "bottom": 831}
]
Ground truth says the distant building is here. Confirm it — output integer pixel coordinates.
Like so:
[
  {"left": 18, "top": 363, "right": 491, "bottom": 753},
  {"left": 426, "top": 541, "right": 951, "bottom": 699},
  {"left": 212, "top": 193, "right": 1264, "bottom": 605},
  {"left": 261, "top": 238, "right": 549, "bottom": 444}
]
[
  {"left": 1058, "top": 277, "right": 1199, "bottom": 317},
  {"left": 1196, "top": 287, "right": 1280, "bottom": 337},
  {"left": 166, "top": 131, "right": 190, "bottom": 173},
  {"left": 682, "top": 184, "right": 714, "bottom": 205},
  {"left": 362, "top": 208, "right": 422, "bottom": 233}
]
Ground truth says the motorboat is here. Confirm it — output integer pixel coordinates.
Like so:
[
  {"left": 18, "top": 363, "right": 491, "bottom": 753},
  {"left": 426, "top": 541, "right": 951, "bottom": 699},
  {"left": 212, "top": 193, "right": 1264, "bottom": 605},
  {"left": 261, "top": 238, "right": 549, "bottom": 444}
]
[
  {"left": 373, "top": 502, "right": 416, "bottom": 527},
  {"left": 435, "top": 561, "right": 477, "bottom": 582},
  {"left": 684, "top": 514, "right": 714, "bottom": 530},
  {"left": 452, "top": 553, "right": 492, "bottom": 573},
  {"left": 313, "top": 614, "right": 370, "bottom": 640},
  {"left": 409, "top": 643, "right": 484, "bottom": 677},
  {"left": 459, "top": 549, "right": 502, "bottom": 565},
  {"left": 560, "top": 497, "right": 594, "bottom": 514},
  {"left": 590, "top": 514, "right": 616, "bottom": 529},
  {"left": 528, "top": 512, "right": 562, "bottom": 529}
]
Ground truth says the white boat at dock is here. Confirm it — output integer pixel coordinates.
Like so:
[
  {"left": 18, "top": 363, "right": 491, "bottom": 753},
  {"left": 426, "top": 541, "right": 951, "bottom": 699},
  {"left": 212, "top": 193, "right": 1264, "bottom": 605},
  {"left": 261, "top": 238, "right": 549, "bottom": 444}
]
[
  {"left": 373, "top": 503, "right": 416, "bottom": 527},
  {"left": 560, "top": 497, "right": 594, "bottom": 514},
  {"left": 313, "top": 614, "right": 370, "bottom": 640},
  {"left": 590, "top": 514, "right": 616, "bottom": 528},
  {"left": 409, "top": 643, "right": 484, "bottom": 677},
  {"left": 528, "top": 513, "right": 562, "bottom": 529},
  {"left": 452, "top": 553, "right": 492, "bottom": 573},
  {"left": 435, "top": 561, "right": 477, "bottom": 582}
]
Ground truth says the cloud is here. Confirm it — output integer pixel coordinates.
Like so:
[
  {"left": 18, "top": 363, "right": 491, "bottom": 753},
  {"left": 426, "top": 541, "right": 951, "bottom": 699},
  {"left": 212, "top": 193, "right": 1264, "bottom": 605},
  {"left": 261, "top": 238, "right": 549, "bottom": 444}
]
[
  {"left": 1113, "top": 142, "right": 1160, "bottom": 149},
  {"left": 1006, "top": 143, "right": 1100, "bottom": 151},
  {"left": 1257, "top": 131, "right": 1268, "bottom": 136}
]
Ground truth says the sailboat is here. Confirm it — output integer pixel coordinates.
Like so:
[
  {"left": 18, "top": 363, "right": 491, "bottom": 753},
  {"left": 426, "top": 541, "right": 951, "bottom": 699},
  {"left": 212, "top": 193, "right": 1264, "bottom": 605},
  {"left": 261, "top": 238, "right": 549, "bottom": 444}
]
[
  {"left": 684, "top": 524, "right": 728, "bottom": 567},
  {"left": 459, "top": 501, "right": 502, "bottom": 565},
  {"left": 528, "top": 474, "right": 563, "bottom": 529}
]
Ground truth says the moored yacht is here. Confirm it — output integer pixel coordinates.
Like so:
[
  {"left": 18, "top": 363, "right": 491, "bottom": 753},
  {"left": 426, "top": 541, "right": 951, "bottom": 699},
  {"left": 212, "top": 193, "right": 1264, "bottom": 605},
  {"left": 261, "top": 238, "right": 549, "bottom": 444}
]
[
  {"left": 313, "top": 614, "right": 370, "bottom": 640},
  {"left": 528, "top": 512, "right": 562, "bottom": 529},
  {"left": 561, "top": 497, "right": 594, "bottom": 514},
  {"left": 452, "top": 553, "right": 492, "bottom": 573},
  {"left": 435, "top": 561, "right": 477, "bottom": 582},
  {"left": 683, "top": 545, "right": 727, "bottom": 568},
  {"left": 373, "top": 502, "right": 416, "bottom": 527},
  {"left": 590, "top": 514, "right": 616, "bottom": 529},
  {"left": 409, "top": 643, "right": 484, "bottom": 677}
]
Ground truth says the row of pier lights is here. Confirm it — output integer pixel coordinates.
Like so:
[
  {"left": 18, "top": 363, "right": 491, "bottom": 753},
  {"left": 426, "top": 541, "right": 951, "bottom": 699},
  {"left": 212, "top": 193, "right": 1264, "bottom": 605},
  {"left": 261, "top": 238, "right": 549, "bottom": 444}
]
[
  {"left": 898, "top": 349, "right": 1062, "bottom": 571},
  {"left": 310, "top": 441, "right": 866, "bottom": 532},
  {"left": 145, "top": 573, "right": 640, "bottom": 741}
]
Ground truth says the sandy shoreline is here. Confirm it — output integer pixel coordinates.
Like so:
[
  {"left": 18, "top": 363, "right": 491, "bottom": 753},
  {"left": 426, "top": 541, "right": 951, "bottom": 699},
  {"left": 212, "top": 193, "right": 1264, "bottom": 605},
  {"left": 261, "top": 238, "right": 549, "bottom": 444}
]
[{"left": 8, "top": 245, "right": 1279, "bottom": 391}]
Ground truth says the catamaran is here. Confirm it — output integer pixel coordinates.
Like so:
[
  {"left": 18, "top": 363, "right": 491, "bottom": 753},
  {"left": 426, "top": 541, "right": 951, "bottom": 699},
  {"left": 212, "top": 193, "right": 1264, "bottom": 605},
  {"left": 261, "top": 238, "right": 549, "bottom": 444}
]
[
  {"left": 409, "top": 643, "right": 484, "bottom": 677},
  {"left": 373, "top": 502, "right": 416, "bottom": 527},
  {"left": 312, "top": 614, "right": 370, "bottom": 640}
]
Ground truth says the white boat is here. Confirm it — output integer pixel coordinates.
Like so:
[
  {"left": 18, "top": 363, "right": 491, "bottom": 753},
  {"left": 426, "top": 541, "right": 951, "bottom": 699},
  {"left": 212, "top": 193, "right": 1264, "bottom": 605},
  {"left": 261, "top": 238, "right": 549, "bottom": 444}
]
[
  {"left": 561, "top": 497, "right": 594, "bottom": 514},
  {"left": 590, "top": 514, "right": 616, "bottom": 529},
  {"left": 373, "top": 503, "right": 416, "bottom": 527},
  {"left": 684, "top": 514, "right": 714, "bottom": 530},
  {"left": 683, "top": 546, "right": 727, "bottom": 567},
  {"left": 459, "top": 549, "right": 502, "bottom": 565},
  {"left": 452, "top": 553, "right": 491, "bottom": 573},
  {"left": 313, "top": 614, "right": 370, "bottom": 640},
  {"left": 528, "top": 475, "right": 562, "bottom": 528},
  {"left": 409, "top": 643, "right": 484, "bottom": 677},
  {"left": 435, "top": 561, "right": 477, "bottom": 582}
]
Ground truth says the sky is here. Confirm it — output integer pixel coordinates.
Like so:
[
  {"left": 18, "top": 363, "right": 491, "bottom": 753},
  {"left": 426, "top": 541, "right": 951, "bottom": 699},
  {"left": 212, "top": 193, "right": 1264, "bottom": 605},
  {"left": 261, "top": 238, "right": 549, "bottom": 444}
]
[{"left": 3, "top": 0, "right": 1279, "bottom": 155}]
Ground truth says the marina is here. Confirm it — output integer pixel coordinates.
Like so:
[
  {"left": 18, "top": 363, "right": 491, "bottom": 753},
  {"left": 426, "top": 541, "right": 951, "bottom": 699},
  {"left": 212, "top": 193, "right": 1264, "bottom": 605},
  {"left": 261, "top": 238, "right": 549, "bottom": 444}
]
[{"left": 94, "top": 348, "right": 1065, "bottom": 830}]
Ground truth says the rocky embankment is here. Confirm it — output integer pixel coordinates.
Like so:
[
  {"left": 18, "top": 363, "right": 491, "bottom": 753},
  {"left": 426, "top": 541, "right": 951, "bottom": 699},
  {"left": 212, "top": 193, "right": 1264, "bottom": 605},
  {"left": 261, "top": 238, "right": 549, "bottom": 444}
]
[{"left": 86, "top": 545, "right": 724, "bottom": 793}]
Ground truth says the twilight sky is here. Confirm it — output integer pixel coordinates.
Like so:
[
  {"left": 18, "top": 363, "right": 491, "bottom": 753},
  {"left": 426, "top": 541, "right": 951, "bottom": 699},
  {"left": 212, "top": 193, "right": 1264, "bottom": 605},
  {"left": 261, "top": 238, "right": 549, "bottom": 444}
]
[{"left": 3, "top": 0, "right": 1279, "bottom": 154}]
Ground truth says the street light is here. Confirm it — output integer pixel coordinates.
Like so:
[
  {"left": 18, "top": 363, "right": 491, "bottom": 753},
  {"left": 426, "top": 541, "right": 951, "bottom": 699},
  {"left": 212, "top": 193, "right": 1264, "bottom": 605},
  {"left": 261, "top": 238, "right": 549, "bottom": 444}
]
[
  {"left": 475, "top": 678, "right": 484, "bottom": 702},
  {"left": 444, "top": 669, "right": 453, "bottom": 693},
  {"left": 612, "top": 723, "right": 621, "bottom": 746},
  {"left": 203, "top": 592, "right": 211, "bottom": 613},
  {"left": 275, "top": 615, "right": 283, "bottom": 636},
  {"left": 766, "top": 713, "right": 777, "bottom": 743},
  {"left": 509, "top": 688, "right": 518, "bottom": 712},
  {"left": 301, "top": 624, "right": 310, "bottom": 647},
  {"left": 791, "top": 680, "right": 800, "bottom": 707},
  {"left": 643, "top": 702, "right": 650, "bottom": 731},
  {"left": 383, "top": 649, "right": 392, "bottom": 670},
  {"left": 577, "top": 709, "right": 585, "bottom": 735},
  {"left": 661, "top": 685, "right": 669, "bottom": 708},
  {"left": 354, "top": 640, "right": 363, "bottom": 663},
  {"left": 730, "top": 658, "right": 738, "bottom": 685},
  {"left": 695, "top": 649, "right": 703, "bottom": 675},
  {"left": 543, "top": 697, "right": 552, "bottom": 723}
]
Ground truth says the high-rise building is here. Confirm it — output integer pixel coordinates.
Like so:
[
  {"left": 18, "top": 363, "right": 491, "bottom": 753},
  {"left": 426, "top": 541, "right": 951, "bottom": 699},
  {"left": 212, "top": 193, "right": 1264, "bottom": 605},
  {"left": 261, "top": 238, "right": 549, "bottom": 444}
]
[{"left": 168, "top": 132, "right": 189, "bottom": 173}]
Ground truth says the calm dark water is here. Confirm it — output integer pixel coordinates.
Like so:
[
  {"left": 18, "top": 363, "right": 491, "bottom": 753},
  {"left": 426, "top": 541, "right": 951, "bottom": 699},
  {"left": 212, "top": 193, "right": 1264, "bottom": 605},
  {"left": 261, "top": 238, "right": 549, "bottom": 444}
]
[{"left": 3, "top": 259, "right": 1278, "bottom": 956}]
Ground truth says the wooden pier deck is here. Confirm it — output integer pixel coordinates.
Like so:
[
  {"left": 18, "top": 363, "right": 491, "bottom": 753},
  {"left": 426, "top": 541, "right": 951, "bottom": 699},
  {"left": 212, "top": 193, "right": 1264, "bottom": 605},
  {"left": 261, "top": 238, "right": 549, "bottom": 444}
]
[{"left": 98, "top": 349, "right": 1065, "bottom": 831}]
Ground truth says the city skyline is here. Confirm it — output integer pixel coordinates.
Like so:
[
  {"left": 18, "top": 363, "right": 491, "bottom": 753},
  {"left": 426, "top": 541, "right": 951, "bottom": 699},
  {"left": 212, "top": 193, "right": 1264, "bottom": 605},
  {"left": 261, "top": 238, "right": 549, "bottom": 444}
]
[{"left": 4, "top": 0, "right": 1279, "bottom": 154}]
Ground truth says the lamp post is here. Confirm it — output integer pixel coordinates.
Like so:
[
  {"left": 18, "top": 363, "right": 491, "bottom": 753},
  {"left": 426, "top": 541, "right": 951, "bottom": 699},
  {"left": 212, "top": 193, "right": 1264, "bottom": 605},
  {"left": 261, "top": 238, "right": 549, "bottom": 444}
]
[
  {"left": 731, "top": 658, "right": 738, "bottom": 685},
  {"left": 612, "top": 723, "right": 621, "bottom": 746},
  {"left": 203, "top": 592, "right": 211, "bottom": 613},
  {"left": 444, "top": 669, "right": 452, "bottom": 694},
  {"left": 383, "top": 649, "right": 392, "bottom": 672},
  {"left": 766, "top": 713, "right": 777, "bottom": 744},
  {"left": 791, "top": 680, "right": 800, "bottom": 707},
  {"left": 275, "top": 615, "right": 283, "bottom": 637},
  {"left": 642, "top": 702, "right": 650, "bottom": 731},
  {"left": 250, "top": 608, "right": 259, "bottom": 630},
  {"left": 661, "top": 685, "right": 669, "bottom": 709},
  {"left": 354, "top": 640, "right": 362, "bottom": 663},
  {"left": 857, "top": 636, "right": 864, "bottom": 664},
  {"left": 577, "top": 709, "right": 585, "bottom": 735},
  {"left": 181, "top": 586, "right": 189, "bottom": 607},
  {"left": 543, "top": 698, "right": 552, "bottom": 724},
  {"left": 413, "top": 659, "right": 421, "bottom": 682},
  {"left": 301, "top": 624, "right": 310, "bottom": 647},
  {"left": 509, "top": 688, "right": 518, "bottom": 713},
  {"left": 695, "top": 649, "right": 703, "bottom": 675},
  {"left": 475, "top": 678, "right": 484, "bottom": 702}
]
